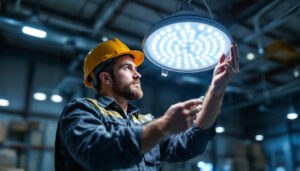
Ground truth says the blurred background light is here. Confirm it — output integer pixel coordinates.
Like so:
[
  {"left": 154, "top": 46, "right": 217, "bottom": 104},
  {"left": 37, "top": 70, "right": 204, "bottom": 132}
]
[
  {"left": 215, "top": 126, "right": 225, "bottom": 133},
  {"left": 276, "top": 166, "right": 286, "bottom": 171},
  {"left": 33, "top": 92, "right": 47, "bottom": 101},
  {"left": 255, "top": 134, "right": 264, "bottom": 141},
  {"left": 246, "top": 52, "right": 255, "bottom": 61},
  {"left": 0, "top": 99, "right": 9, "bottom": 107},
  {"left": 287, "top": 98, "right": 298, "bottom": 120},
  {"left": 102, "top": 36, "right": 109, "bottom": 42},
  {"left": 197, "top": 161, "right": 213, "bottom": 171},
  {"left": 293, "top": 70, "right": 299, "bottom": 78},
  {"left": 51, "top": 94, "right": 63, "bottom": 103},
  {"left": 287, "top": 112, "right": 298, "bottom": 120},
  {"left": 22, "top": 26, "right": 47, "bottom": 38}
]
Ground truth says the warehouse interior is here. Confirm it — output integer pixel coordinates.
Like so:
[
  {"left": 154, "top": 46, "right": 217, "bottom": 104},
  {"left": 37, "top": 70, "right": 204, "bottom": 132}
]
[{"left": 0, "top": 0, "right": 300, "bottom": 170}]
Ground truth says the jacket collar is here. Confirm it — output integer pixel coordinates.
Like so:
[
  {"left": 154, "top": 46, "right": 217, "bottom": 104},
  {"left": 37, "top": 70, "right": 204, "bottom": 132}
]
[{"left": 95, "top": 94, "right": 140, "bottom": 117}]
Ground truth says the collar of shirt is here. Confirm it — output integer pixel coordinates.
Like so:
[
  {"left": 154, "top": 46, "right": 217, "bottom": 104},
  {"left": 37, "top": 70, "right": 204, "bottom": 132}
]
[{"left": 95, "top": 94, "right": 140, "bottom": 118}]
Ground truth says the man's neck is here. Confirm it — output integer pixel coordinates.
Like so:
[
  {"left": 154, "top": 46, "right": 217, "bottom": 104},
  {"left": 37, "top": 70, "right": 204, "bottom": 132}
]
[{"left": 102, "top": 92, "right": 128, "bottom": 113}]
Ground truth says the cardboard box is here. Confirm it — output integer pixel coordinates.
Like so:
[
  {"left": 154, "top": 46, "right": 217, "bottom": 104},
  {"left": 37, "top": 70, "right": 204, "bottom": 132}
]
[
  {"left": 233, "top": 158, "right": 250, "bottom": 171},
  {"left": 0, "top": 149, "right": 17, "bottom": 168},
  {"left": 29, "top": 121, "right": 40, "bottom": 131},
  {"left": 0, "top": 168, "right": 25, "bottom": 171},
  {"left": 0, "top": 122, "right": 6, "bottom": 144},
  {"left": 231, "top": 142, "right": 248, "bottom": 157},
  {"left": 9, "top": 121, "right": 29, "bottom": 135},
  {"left": 248, "top": 143, "right": 263, "bottom": 158},
  {"left": 30, "top": 131, "right": 43, "bottom": 146},
  {"left": 252, "top": 155, "right": 266, "bottom": 170}
]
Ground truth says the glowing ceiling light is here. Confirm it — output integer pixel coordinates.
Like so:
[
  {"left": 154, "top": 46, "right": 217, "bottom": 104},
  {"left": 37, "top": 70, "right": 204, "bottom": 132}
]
[
  {"left": 51, "top": 94, "right": 63, "bottom": 103},
  {"left": 22, "top": 26, "right": 47, "bottom": 38},
  {"left": 215, "top": 126, "right": 225, "bottom": 133},
  {"left": 287, "top": 112, "right": 298, "bottom": 120},
  {"left": 33, "top": 92, "right": 47, "bottom": 101},
  {"left": 0, "top": 99, "right": 9, "bottom": 107},
  {"left": 246, "top": 52, "right": 255, "bottom": 60},
  {"left": 255, "top": 134, "right": 264, "bottom": 141},
  {"left": 143, "top": 11, "right": 232, "bottom": 76}
]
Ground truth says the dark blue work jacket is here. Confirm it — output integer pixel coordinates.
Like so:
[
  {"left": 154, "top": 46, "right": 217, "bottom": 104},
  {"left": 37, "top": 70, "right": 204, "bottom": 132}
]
[{"left": 55, "top": 94, "right": 216, "bottom": 171}]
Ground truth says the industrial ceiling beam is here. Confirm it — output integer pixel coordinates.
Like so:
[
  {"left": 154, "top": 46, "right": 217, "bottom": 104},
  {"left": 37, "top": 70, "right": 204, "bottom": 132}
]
[
  {"left": 222, "top": 79, "right": 300, "bottom": 113},
  {"left": 20, "top": 0, "right": 90, "bottom": 24},
  {"left": 91, "top": 0, "right": 125, "bottom": 38},
  {"left": 243, "top": 1, "right": 300, "bottom": 43},
  {"left": 130, "top": 0, "right": 172, "bottom": 16}
]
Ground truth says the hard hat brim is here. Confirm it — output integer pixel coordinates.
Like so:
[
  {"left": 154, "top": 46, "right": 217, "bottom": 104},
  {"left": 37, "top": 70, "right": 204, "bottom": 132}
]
[{"left": 127, "top": 50, "right": 144, "bottom": 67}]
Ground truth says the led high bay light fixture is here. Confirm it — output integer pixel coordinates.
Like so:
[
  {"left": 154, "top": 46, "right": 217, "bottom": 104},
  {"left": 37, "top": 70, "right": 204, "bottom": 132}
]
[{"left": 143, "top": 0, "right": 233, "bottom": 76}]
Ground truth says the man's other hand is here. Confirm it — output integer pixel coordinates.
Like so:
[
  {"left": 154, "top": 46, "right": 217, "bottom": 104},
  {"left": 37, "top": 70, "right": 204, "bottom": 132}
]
[{"left": 161, "top": 99, "right": 203, "bottom": 135}]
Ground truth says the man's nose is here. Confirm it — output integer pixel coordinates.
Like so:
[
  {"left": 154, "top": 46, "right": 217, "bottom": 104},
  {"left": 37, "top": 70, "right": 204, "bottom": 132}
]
[{"left": 133, "top": 70, "right": 141, "bottom": 80}]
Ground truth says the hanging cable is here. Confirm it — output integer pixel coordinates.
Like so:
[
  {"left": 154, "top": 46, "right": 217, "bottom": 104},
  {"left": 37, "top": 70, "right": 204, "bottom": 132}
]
[
  {"left": 180, "top": 0, "right": 193, "bottom": 11},
  {"left": 201, "top": 0, "right": 214, "bottom": 19}
]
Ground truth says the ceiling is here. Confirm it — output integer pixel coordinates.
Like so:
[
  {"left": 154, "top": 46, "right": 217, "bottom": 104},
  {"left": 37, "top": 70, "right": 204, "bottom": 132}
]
[{"left": 0, "top": 0, "right": 300, "bottom": 139}]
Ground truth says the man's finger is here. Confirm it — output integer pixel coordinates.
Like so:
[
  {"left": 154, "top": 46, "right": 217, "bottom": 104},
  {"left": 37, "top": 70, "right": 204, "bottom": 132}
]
[
  {"left": 218, "top": 53, "right": 226, "bottom": 64},
  {"left": 188, "top": 105, "right": 202, "bottom": 116},
  {"left": 182, "top": 99, "right": 202, "bottom": 109}
]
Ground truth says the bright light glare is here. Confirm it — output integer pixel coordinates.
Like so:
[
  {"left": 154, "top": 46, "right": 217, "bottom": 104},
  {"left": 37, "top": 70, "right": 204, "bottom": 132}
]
[
  {"left": 293, "top": 70, "right": 299, "bottom": 78},
  {"left": 0, "top": 99, "right": 9, "bottom": 107},
  {"left": 287, "top": 112, "right": 298, "bottom": 120},
  {"left": 33, "top": 92, "right": 47, "bottom": 101},
  {"left": 51, "top": 94, "right": 63, "bottom": 103},
  {"left": 255, "top": 134, "right": 264, "bottom": 141},
  {"left": 102, "top": 36, "right": 109, "bottom": 41},
  {"left": 276, "top": 166, "right": 286, "bottom": 171},
  {"left": 246, "top": 53, "right": 255, "bottom": 60},
  {"left": 143, "top": 22, "right": 232, "bottom": 73},
  {"left": 197, "top": 161, "right": 213, "bottom": 171},
  {"left": 215, "top": 126, "right": 225, "bottom": 133},
  {"left": 22, "top": 26, "right": 47, "bottom": 38}
]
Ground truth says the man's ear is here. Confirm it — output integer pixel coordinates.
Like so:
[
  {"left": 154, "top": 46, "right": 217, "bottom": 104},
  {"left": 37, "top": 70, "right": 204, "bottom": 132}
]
[{"left": 99, "top": 72, "right": 112, "bottom": 85}]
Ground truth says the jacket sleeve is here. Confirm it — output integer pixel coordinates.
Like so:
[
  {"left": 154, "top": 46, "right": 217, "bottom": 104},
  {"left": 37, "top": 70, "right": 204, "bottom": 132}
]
[
  {"left": 160, "top": 122, "right": 216, "bottom": 162},
  {"left": 58, "top": 99, "right": 143, "bottom": 170}
]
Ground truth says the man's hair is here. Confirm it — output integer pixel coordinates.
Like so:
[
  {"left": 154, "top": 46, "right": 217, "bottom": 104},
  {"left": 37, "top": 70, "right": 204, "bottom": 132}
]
[{"left": 94, "top": 61, "right": 116, "bottom": 92}]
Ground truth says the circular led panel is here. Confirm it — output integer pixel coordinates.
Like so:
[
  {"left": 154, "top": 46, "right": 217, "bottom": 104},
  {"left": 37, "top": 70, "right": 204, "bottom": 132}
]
[{"left": 143, "top": 12, "right": 233, "bottom": 73}]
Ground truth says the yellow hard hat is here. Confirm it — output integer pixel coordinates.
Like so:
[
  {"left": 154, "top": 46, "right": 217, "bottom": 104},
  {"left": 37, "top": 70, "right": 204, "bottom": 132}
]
[{"left": 83, "top": 38, "right": 144, "bottom": 88}]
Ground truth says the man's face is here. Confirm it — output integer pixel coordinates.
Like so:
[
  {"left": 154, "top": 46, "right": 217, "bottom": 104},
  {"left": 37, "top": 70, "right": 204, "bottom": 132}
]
[{"left": 111, "top": 55, "right": 143, "bottom": 100}]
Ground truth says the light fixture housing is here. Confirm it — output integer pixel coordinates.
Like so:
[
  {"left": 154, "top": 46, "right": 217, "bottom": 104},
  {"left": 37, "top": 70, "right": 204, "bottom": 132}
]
[
  {"left": 286, "top": 98, "right": 298, "bottom": 120},
  {"left": 143, "top": 11, "right": 233, "bottom": 75}
]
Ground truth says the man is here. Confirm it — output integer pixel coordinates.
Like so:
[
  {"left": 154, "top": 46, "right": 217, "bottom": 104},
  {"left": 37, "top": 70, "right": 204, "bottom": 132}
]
[{"left": 55, "top": 38, "right": 239, "bottom": 170}]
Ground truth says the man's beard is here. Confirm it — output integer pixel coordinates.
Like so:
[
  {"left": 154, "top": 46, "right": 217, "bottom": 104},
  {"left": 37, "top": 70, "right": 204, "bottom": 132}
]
[{"left": 112, "top": 77, "right": 143, "bottom": 100}]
